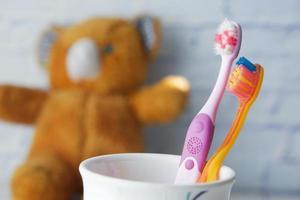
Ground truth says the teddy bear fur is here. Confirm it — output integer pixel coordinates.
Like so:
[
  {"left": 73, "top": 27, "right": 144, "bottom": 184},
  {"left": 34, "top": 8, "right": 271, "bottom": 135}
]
[{"left": 0, "top": 16, "right": 190, "bottom": 200}]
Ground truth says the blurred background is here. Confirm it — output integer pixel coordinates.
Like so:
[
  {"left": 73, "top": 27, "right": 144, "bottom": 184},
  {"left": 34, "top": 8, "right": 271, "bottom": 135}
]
[{"left": 0, "top": 0, "right": 299, "bottom": 199}]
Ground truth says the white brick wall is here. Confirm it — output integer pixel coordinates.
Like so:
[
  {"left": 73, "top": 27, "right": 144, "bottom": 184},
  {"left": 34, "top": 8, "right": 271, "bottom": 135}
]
[{"left": 0, "top": 0, "right": 299, "bottom": 199}]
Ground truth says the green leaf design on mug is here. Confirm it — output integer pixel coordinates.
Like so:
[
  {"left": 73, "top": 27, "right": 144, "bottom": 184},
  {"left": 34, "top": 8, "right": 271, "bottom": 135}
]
[{"left": 186, "top": 191, "right": 207, "bottom": 200}]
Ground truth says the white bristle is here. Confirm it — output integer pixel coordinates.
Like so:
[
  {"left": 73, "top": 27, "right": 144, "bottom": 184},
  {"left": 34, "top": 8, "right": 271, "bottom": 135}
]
[
  {"left": 217, "top": 19, "right": 237, "bottom": 33},
  {"left": 215, "top": 19, "right": 239, "bottom": 55}
]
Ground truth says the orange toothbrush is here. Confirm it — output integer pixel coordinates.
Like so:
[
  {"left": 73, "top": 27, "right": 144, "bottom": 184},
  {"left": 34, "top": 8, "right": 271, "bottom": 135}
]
[{"left": 198, "top": 57, "right": 264, "bottom": 182}]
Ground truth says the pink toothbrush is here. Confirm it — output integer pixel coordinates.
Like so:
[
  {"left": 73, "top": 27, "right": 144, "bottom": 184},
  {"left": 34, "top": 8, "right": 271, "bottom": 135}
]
[{"left": 175, "top": 19, "right": 242, "bottom": 184}]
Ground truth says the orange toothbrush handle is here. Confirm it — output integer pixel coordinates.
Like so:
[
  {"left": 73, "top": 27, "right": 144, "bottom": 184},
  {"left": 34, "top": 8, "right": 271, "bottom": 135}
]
[{"left": 198, "top": 104, "right": 246, "bottom": 182}]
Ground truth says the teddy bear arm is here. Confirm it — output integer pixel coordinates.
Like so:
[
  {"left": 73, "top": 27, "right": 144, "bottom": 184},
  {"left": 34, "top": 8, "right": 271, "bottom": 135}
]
[
  {"left": 0, "top": 85, "right": 48, "bottom": 124},
  {"left": 130, "top": 76, "right": 190, "bottom": 124}
]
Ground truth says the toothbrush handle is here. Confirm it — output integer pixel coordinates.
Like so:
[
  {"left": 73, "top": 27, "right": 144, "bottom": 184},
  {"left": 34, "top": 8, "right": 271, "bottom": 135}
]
[{"left": 175, "top": 113, "right": 214, "bottom": 183}]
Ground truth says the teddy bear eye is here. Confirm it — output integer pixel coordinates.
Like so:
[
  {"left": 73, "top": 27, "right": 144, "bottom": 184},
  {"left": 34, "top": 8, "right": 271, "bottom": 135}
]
[{"left": 102, "top": 44, "right": 113, "bottom": 54}]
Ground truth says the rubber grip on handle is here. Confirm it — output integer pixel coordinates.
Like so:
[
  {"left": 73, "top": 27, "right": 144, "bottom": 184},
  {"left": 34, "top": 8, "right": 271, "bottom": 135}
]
[{"left": 179, "top": 113, "right": 214, "bottom": 172}]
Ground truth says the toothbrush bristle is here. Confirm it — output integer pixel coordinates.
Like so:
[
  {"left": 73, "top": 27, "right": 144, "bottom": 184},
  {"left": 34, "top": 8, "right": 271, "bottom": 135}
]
[
  {"left": 236, "top": 57, "right": 257, "bottom": 72},
  {"left": 215, "top": 19, "right": 240, "bottom": 55},
  {"left": 227, "top": 65, "right": 259, "bottom": 100}
]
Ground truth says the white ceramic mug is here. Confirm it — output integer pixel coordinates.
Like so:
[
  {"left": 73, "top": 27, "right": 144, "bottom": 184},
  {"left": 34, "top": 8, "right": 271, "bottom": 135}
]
[{"left": 79, "top": 153, "right": 235, "bottom": 200}]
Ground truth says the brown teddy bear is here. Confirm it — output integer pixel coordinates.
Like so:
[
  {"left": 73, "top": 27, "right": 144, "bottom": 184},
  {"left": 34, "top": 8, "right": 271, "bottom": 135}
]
[{"left": 0, "top": 16, "right": 190, "bottom": 200}]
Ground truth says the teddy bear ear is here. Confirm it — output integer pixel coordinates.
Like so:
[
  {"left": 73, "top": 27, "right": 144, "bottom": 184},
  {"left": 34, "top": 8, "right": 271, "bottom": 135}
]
[
  {"left": 36, "top": 25, "right": 64, "bottom": 69},
  {"left": 134, "top": 16, "right": 162, "bottom": 60}
]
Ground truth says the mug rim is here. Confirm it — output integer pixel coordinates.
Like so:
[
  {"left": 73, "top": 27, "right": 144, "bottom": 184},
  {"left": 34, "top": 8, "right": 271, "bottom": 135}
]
[{"left": 79, "top": 153, "right": 235, "bottom": 188}]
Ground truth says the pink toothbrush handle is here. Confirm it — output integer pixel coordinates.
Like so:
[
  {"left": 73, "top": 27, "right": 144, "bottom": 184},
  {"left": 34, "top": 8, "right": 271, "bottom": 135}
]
[{"left": 175, "top": 113, "right": 214, "bottom": 183}]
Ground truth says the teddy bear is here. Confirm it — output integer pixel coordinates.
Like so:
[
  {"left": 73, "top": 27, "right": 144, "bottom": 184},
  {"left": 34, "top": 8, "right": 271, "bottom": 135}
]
[{"left": 0, "top": 16, "right": 190, "bottom": 200}]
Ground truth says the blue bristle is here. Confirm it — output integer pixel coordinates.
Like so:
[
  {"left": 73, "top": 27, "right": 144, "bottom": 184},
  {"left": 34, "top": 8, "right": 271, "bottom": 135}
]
[{"left": 236, "top": 57, "right": 256, "bottom": 72}]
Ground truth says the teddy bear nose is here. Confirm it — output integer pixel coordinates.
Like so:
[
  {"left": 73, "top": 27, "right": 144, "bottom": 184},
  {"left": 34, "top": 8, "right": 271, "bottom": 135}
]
[{"left": 66, "top": 37, "right": 101, "bottom": 81}]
